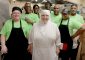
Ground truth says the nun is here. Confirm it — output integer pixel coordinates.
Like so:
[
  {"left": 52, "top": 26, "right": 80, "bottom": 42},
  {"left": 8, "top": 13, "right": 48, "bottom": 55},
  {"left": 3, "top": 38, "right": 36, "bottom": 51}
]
[{"left": 28, "top": 10, "right": 61, "bottom": 60}]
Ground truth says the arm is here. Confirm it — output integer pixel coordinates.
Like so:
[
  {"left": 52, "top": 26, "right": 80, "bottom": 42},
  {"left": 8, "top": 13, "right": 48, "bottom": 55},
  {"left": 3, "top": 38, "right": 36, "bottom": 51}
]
[
  {"left": 71, "top": 21, "right": 85, "bottom": 39},
  {"left": 0, "top": 20, "right": 9, "bottom": 54},
  {"left": 27, "top": 25, "right": 34, "bottom": 54},
  {"left": 56, "top": 27, "right": 62, "bottom": 55},
  {"left": 72, "top": 27, "right": 85, "bottom": 39},
  {"left": 1, "top": 35, "right": 6, "bottom": 46},
  {"left": 25, "top": 17, "right": 34, "bottom": 25},
  {"left": 1, "top": 34, "right": 8, "bottom": 54}
]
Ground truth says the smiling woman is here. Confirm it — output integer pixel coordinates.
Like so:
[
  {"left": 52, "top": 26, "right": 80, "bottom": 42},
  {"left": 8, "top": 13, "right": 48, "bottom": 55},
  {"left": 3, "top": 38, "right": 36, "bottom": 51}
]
[
  {"left": 28, "top": 10, "right": 61, "bottom": 60},
  {"left": 0, "top": 6, "right": 32, "bottom": 60}
]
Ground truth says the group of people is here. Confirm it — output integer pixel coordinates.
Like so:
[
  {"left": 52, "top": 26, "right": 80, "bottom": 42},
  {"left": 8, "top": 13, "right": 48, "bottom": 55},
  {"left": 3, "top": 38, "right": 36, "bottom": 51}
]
[{"left": 0, "top": 1, "right": 85, "bottom": 60}]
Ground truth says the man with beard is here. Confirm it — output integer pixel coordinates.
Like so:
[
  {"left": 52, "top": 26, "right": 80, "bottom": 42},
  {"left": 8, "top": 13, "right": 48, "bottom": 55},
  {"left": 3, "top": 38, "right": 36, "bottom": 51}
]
[
  {"left": 70, "top": 4, "right": 84, "bottom": 24},
  {"left": 69, "top": 4, "right": 84, "bottom": 60}
]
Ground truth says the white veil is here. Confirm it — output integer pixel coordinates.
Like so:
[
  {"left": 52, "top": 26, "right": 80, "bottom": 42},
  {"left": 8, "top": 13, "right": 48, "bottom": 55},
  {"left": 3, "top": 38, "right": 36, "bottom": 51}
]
[{"left": 39, "top": 9, "right": 51, "bottom": 24}]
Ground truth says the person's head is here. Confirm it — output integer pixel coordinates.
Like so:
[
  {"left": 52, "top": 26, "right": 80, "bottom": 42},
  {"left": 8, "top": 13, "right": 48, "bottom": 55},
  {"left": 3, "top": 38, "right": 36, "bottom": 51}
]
[
  {"left": 62, "top": 9, "right": 69, "bottom": 20},
  {"left": 24, "top": 2, "right": 32, "bottom": 14},
  {"left": 53, "top": 4, "right": 60, "bottom": 15},
  {"left": 39, "top": 10, "right": 50, "bottom": 24},
  {"left": 44, "top": 1, "right": 52, "bottom": 10},
  {"left": 11, "top": 6, "right": 22, "bottom": 21},
  {"left": 24, "top": 2, "right": 31, "bottom": 7},
  {"left": 33, "top": 4, "right": 40, "bottom": 14},
  {"left": 70, "top": 4, "right": 78, "bottom": 15}
]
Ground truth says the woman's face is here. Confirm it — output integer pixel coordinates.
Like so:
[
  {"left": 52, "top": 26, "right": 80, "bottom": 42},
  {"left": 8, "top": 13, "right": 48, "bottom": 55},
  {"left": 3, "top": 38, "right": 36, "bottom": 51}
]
[
  {"left": 34, "top": 6, "right": 39, "bottom": 14},
  {"left": 41, "top": 14, "right": 49, "bottom": 22},
  {"left": 11, "top": 10, "right": 21, "bottom": 21},
  {"left": 62, "top": 13, "right": 69, "bottom": 20}
]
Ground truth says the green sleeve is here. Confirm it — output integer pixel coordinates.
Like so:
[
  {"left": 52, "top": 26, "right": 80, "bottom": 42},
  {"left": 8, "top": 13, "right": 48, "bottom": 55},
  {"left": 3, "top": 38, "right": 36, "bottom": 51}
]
[
  {"left": 0, "top": 21, "right": 8, "bottom": 36},
  {"left": 0, "top": 20, "right": 12, "bottom": 40},
  {"left": 79, "top": 16, "right": 84, "bottom": 24}
]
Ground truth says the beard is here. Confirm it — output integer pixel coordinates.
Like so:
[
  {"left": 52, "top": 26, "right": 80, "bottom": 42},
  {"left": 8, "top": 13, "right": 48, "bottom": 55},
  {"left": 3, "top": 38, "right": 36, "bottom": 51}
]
[{"left": 71, "top": 10, "right": 77, "bottom": 14}]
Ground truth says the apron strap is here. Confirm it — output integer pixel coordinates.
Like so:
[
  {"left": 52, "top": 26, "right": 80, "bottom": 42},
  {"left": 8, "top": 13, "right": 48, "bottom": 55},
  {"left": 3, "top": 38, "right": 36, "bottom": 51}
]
[
  {"left": 59, "top": 18, "right": 69, "bottom": 26},
  {"left": 20, "top": 20, "right": 22, "bottom": 28},
  {"left": 12, "top": 20, "right": 14, "bottom": 28}
]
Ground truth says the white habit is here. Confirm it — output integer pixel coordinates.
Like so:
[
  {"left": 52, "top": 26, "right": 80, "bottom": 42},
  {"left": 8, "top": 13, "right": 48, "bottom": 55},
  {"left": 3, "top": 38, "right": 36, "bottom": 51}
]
[{"left": 29, "top": 10, "right": 61, "bottom": 60}]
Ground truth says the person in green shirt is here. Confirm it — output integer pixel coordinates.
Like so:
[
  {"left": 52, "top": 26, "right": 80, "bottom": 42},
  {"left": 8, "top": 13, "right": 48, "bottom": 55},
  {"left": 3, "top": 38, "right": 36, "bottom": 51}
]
[
  {"left": 59, "top": 8, "right": 82, "bottom": 60},
  {"left": 26, "top": 13, "right": 39, "bottom": 24},
  {"left": 26, "top": 4, "right": 40, "bottom": 24},
  {"left": 41, "top": 1, "right": 53, "bottom": 13},
  {"left": 21, "top": 4, "right": 39, "bottom": 25},
  {"left": 0, "top": 7, "right": 32, "bottom": 60},
  {"left": 69, "top": 4, "right": 84, "bottom": 60},
  {"left": 70, "top": 4, "right": 84, "bottom": 24},
  {"left": 21, "top": 13, "right": 39, "bottom": 25},
  {"left": 51, "top": 4, "right": 62, "bottom": 27},
  {"left": 72, "top": 23, "right": 85, "bottom": 60},
  {"left": 23, "top": 2, "right": 32, "bottom": 14}
]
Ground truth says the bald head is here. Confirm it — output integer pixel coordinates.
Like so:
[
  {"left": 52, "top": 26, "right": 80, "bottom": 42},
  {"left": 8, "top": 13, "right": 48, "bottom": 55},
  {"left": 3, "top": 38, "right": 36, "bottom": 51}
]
[{"left": 53, "top": 4, "right": 60, "bottom": 15}]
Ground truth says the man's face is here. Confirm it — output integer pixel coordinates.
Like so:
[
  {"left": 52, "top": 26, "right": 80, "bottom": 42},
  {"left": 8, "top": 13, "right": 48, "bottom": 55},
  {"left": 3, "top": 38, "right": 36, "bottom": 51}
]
[
  {"left": 45, "top": 3, "right": 51, "bottom": 10},
  {"left": 70, "top": 6, "right": 78, "bottom": 14},
  {"left": 54, "top": 5, "right": 59, "bottom": 15}
]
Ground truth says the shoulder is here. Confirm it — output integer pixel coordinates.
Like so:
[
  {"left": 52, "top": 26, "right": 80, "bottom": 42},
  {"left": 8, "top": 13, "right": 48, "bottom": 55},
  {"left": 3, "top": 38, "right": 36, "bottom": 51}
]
[
  {"left": 4, "top": 19, "right": 12, "bottom": 26},
  {"left": 20, "top": 19, "right": 30, "bottom": 28},
  {"left": 21, "top": 19, "right": 28, "bottom": 24},
  {"left": 77, "top": 14, "right": 83, "bottom": 18},
  {"left": 50, "top": 21, "right": 58, "bottom": 28}
]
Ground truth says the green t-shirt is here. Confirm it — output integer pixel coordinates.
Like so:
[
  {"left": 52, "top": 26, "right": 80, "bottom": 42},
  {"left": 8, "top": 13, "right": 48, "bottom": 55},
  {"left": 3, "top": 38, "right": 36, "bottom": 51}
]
[
  {"left": 69, "top": 14, "right": 84, "bottom": 34},
  {"left": 60, "top": 19, "right": 82, "bottom": 36},
  {"left": 0, "top": 19, "right": 32, "bottom": 41},
  {"left": 51, "top": 13, "right": 62, "bottom": 27},
  {"left": 21, "top": 13, "right": 39, "bottom": 23},
  {"left": 70, "top": 14, "right": 84, "bottom": 24}
]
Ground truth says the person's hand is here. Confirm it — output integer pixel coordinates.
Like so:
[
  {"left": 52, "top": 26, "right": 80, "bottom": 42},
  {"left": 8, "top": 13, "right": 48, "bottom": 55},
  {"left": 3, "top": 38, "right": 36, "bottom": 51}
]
[
  {"left": 1, "top": 45, "right": 8, "bottom": 54},
  {"left": 56, "top": 47, "right": 60, "bottom": 55},
  {"left": 71, "top": 35, "right": 75, "bottom": 39},
  {"left": 59, "top": 43, "right": 63, "bottom": 50},
  {"left": 25, "top": 17, "right": 34, "bottom": 25},
  {"left": 27, "top": 44, "right": 32, "bottom": 54}
]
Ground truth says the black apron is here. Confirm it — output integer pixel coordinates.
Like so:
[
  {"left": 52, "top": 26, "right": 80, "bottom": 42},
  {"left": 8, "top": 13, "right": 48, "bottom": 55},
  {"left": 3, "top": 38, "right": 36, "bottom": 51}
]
[
  {"left": 3, "top": 20, "right": 32, "bottom": 60},
  {"left": 59, "top": 19, "right": 73, "bottom": 60}
]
